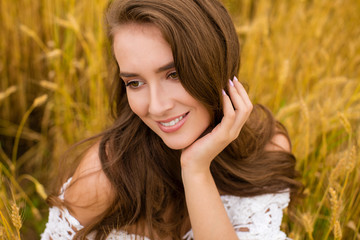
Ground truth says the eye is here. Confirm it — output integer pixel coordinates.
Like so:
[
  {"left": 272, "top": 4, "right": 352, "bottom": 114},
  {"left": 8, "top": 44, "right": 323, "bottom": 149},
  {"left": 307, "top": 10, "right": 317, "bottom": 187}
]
[
  {"left": 168, "top": 71, "right": 179, "bottom": 80},
  {"left": 125, "top": 80, "right": 144, "bottom": 89}
]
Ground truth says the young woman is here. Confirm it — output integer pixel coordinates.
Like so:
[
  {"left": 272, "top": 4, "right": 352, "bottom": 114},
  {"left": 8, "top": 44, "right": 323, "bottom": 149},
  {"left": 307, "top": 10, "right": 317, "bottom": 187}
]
[{"left": 42, "top": 0, "right": 300, "bottom": 239}]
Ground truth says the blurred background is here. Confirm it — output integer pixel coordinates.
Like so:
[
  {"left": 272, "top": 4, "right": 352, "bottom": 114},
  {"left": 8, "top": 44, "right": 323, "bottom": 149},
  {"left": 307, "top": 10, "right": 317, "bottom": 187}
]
[{"left": 0, "top": 0, "right": 359, "bottom": 239}]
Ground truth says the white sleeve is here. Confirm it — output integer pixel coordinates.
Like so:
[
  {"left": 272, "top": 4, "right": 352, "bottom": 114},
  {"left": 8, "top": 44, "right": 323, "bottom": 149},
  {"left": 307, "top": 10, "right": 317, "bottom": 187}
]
[
  {"left": 41, "top": 178, "right": 85, "bottom": 240},
  {"left": 40, "top": 205, "right": 85, "bottom": 240},
  {"left": 183, "top": 191, "right": 291, "bottom": 240},
  {"left": 40, "top": 178, "right": 148, "bottom": 240}
]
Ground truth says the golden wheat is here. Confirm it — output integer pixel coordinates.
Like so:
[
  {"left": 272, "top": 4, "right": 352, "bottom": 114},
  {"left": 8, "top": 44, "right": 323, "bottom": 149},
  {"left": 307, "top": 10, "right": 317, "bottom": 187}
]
[{"left": 10, "top": 203, "right": 22, "bottom": 233}]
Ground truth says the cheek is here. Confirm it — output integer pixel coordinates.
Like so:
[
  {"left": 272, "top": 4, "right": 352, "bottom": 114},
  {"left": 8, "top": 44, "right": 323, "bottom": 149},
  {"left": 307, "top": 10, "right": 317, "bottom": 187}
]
[
  {"left": 127, "top": 94, "right": 147, "bottom": 117},
  {"left": 182, "top": 93, "right": 212, "bottom": 127},
  {"left": 199, "top": 106, "right": 212, "bottom": 127}
]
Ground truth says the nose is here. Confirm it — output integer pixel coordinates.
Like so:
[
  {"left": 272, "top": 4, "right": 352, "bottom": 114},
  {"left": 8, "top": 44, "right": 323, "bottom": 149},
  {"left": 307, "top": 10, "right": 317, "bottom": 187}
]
[{"left": 148, "top": 83, "right": 174, "bottom": 116}]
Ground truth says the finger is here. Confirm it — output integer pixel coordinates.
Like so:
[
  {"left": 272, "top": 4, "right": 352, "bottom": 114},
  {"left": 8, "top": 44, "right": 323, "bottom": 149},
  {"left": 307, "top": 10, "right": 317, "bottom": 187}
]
[
  {"left": 227, "top": 79, "right": 248, "bottom": 112},
  {"left": 219, "top": 89, "right": 236, "bottom": 129},
  {"left": 231, "top": 77, "right": 253, "bottom": 118},
  {"left": 233, "top": 76, "right": 252, "bottom": 108},
  {"left": 217, "top": 87, "right": 246, "bottom": 143},
  {"left": 228, "top": 78, "right": 253, "bottom": 130}
]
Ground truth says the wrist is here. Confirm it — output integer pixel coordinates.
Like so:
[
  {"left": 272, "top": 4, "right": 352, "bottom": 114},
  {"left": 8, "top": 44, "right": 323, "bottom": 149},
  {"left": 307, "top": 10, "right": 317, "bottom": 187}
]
[{"left": 181, "top": 165, "right": 213, "bottom": 183}]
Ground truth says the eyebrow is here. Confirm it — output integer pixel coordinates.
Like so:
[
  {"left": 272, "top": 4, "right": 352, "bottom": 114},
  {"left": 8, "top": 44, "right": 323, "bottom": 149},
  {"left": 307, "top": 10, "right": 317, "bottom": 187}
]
[{"left": 119, "top": 62, "right": 175, "bottom": 78}]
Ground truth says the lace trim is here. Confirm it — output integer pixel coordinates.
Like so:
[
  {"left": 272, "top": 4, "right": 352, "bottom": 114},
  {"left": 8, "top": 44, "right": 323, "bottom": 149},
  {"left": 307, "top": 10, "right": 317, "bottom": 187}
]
[
  {"left": 41, "top": 178, "right": 149, "bottom": 240},
  {"left": 182, "top": 192, "right": 290, "bottom": 240},
  {"left": 41, "top": 178, "right": 290, "bottom": 240},
  {"left": 41, "top": 178, "right": 83, "bottom": 239}
]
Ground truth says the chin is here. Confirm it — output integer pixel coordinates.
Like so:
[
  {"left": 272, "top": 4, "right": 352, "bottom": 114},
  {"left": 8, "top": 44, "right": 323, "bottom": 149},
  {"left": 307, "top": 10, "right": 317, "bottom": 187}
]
[{"left": 163, "top": 139, "right": 194, "bottom": 150}]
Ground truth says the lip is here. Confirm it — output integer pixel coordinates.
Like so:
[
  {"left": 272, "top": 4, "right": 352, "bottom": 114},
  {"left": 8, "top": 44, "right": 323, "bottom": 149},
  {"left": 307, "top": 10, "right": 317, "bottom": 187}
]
[{"left": 157, "top": 112, "right": 189, "bottom": 133}]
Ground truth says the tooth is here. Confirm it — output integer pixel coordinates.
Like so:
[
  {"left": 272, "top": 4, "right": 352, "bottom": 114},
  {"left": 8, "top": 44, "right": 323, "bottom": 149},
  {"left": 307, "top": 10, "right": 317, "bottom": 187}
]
[{"left": 160, "top": 114, "right": 186, "bottom": 127}]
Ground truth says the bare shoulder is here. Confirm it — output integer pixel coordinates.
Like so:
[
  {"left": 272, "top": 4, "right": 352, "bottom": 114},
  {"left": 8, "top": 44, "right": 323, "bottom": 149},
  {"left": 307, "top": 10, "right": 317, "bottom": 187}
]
[
  {"left": 264, "top": 133, "right": 291, "bottom": 152},
  {"left": 64, "top": 142, "right": 114, "bottom": 226}
]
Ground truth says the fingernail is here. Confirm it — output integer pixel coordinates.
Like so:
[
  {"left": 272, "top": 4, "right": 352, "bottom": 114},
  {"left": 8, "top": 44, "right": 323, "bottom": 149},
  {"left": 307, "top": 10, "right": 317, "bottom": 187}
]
[
  {"left": 233, "top": 76, "right": 239, "bottom": 82},
  {"left": 229, "top": 79, "right": 234, "bottom": 87},
  {"left": 222, "top": 89, "right": 226, "bottom": 95}
]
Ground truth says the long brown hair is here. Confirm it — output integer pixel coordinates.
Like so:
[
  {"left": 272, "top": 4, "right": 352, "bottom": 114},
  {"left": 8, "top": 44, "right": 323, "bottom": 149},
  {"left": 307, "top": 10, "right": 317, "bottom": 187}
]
[{"left": 49, "top": 0, "right": 301, "bottom": 239}]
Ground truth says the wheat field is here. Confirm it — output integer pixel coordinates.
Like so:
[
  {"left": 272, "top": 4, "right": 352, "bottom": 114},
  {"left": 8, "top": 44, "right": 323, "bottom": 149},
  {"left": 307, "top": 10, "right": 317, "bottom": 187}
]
[{"left": 0, "top": 0, "right": 359, "bottom": 239}]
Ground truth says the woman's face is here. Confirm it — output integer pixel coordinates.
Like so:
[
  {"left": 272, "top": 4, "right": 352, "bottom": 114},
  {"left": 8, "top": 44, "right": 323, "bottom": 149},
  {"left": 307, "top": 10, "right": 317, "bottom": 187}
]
[{"left": 113, "top": 23, "right": 211, "bottom": 150}]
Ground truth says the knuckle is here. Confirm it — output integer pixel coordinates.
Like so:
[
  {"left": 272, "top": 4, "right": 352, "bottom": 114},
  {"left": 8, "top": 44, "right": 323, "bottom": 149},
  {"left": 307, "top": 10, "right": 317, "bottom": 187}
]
[
  {"left": 226, "top": 112, "right": 236, "bottom": 121},
  {"left": 245, "top": 104, "right": 253, "bottom": 115},
  {"left": 249, "top": 103, "right": 254, "bottom": 110}
]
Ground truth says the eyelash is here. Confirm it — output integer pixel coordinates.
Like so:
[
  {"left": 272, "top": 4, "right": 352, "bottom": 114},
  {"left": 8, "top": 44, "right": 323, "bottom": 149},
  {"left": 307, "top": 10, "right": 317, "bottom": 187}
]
[
  {"left": 125, "top": 80, "right": 144, "bottom": 88},
  {"left": 124, "top": 71, "right": 179, "bottom": 89},
  {"left": 167, "top": 71, "right": 179, "bottom": 80}
]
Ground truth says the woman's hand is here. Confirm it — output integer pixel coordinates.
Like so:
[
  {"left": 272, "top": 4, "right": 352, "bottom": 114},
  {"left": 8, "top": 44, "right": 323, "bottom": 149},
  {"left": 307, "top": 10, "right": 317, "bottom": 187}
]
[
  {"left": 181, "top": 76, "right": 253, "bottom": 240},
  {"left": 180, "top": 76, "right": 253, "bottom": 175}
]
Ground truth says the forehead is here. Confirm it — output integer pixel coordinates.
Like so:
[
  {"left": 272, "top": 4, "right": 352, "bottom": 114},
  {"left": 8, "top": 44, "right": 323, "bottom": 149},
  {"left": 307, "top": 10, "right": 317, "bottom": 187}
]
[
  {"left": 112, "top": 22, "right": 169, "bottom": 53},
  {"left": 112, "top": 23, "right": 174, "bottom": 71},
  {"left": 113, "top": 22, "right": 163, "bottom": 39}
]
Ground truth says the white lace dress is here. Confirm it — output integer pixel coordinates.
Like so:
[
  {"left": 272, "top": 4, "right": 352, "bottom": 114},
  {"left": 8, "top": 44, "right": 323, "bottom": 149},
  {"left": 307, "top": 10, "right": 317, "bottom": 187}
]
[{"left": 41, "top": 178, "right": 291, "bottom": 240}]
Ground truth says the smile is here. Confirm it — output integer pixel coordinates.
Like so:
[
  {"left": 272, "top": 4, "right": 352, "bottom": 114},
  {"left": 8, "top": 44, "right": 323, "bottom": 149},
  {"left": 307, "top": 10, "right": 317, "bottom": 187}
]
[
  {"left": 160, "top": 114, "right": 185, "bottom": 127},
  {"left": 157, "top": 112, "right": 189, "bottom": 133}
]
